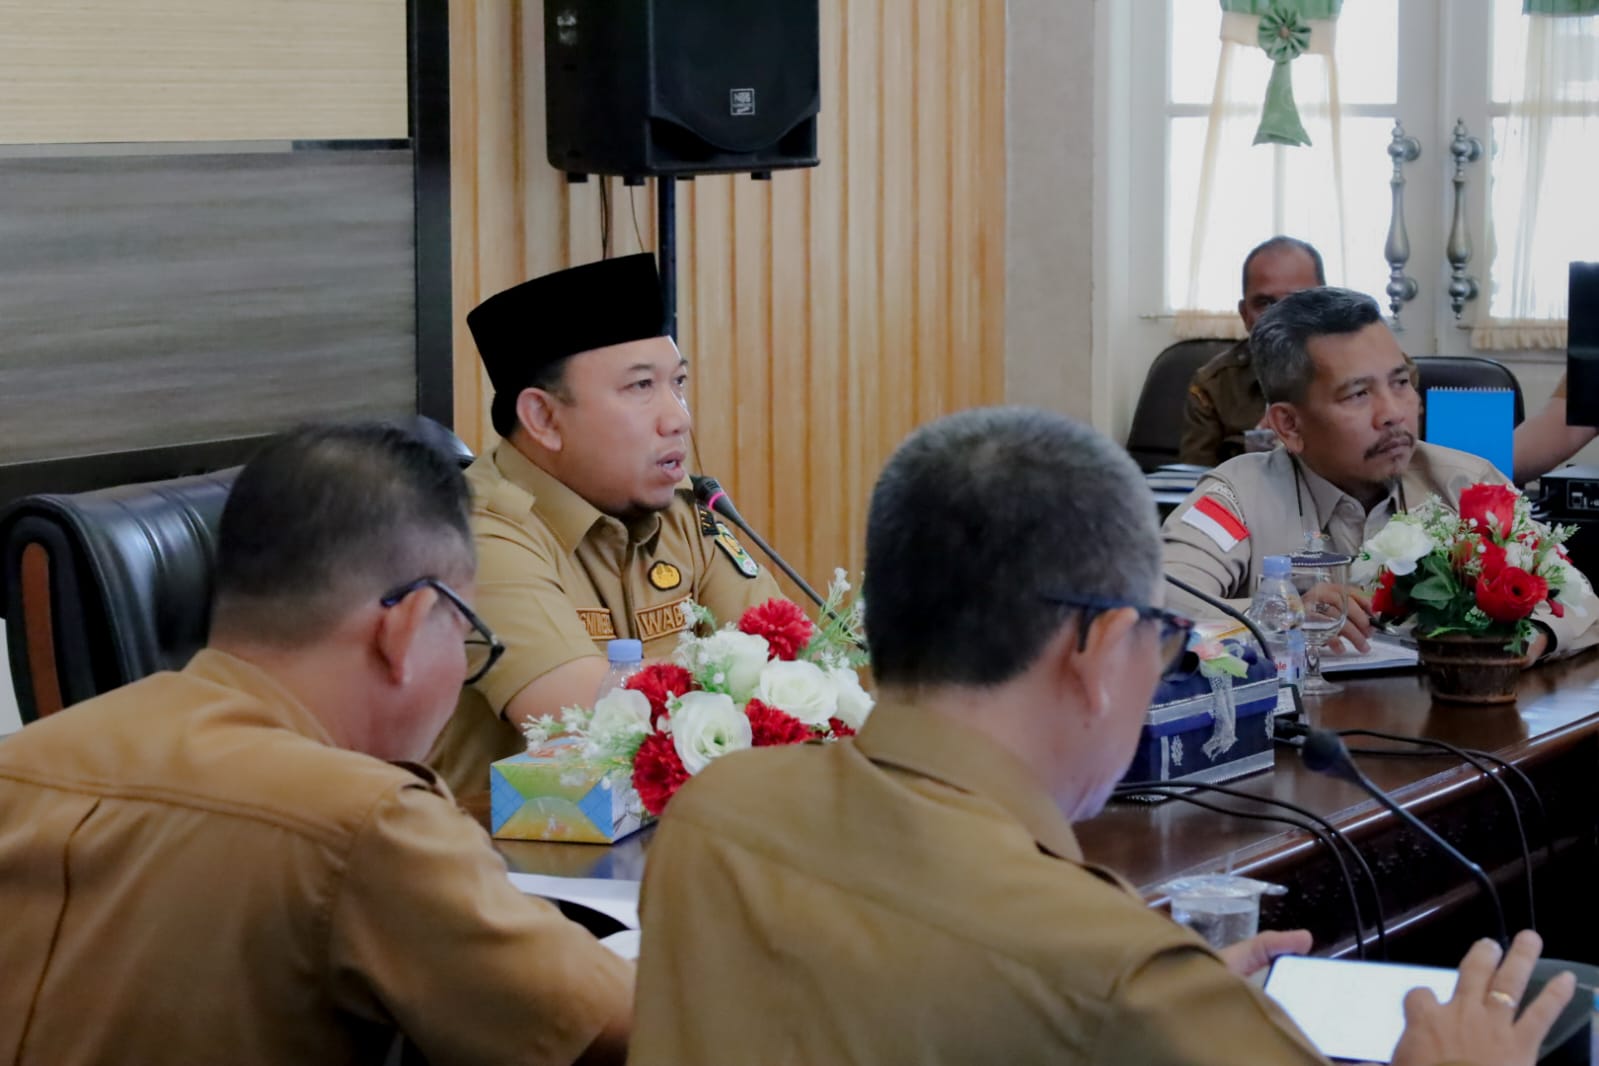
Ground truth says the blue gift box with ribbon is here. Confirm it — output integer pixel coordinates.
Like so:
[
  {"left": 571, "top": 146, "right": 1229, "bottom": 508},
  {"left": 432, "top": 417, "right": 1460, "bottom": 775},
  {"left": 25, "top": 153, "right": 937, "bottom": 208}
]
[{"left": 1119, "top": 628, "right": 1283, "bottom": 796}]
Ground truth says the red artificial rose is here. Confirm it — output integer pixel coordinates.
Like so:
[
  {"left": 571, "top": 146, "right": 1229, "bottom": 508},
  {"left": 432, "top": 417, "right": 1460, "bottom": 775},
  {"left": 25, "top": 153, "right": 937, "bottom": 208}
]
[
  {"left": 745, "top": 698, "right": 813, "bottom": 746},
  {"left": 827, "top": 717, "right": 857, "bottom": 738},
  {"left": 632, "top": 731, "right": 690, "bottom": 817},
  {"left": 625, "top": 663, "right": 695, "bottom": 726},
  {"left": 1477, "top": 540, "right": 1508, "bottom": 583},
  {"left": 1370, "top": 569, "right": 1407, "bottom": 620},
  {"left": 1551, "top": 597, "right": 1566, "bottom": 619},
  {"left": 1474, "top": 566, "right": 1549, "bottom": 623},
  {"left": 1458, "top": 483, "right": 1519, "bottom": 538},
  {"left": 738, "top": 598, "right": 816, "bottom": 661}
]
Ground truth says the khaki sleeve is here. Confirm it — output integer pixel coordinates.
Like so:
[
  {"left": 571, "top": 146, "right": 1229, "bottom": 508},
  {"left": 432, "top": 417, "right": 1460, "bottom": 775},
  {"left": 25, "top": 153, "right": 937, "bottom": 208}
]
[
  {"left": 471, "top": 528, "right": 604, "bottom": 716},
  {"left": 1161, "top": 477, "right": 1255, "bottom": 617},
  {"left": 327, "top": 784, "right": 633, "bottom": 1066},
  {"left": 690, "top": 524, "right": 786, "bottom": 626},
  {"left": 1178, "top": 381, "right": 1226, "bottom": 468},
  {"left": 1093, "top": 943, "right": 1328, "bottom": 1066}
]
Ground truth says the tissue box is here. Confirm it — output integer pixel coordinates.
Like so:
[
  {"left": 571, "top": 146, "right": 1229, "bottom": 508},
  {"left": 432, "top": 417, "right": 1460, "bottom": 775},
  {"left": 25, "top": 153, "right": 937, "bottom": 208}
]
[
  {"left": 1119, "top": 626, "right": 1283, "bottom": 797},
  {"left": 490, "top": 742, "right": 646, "bottom": 844}
]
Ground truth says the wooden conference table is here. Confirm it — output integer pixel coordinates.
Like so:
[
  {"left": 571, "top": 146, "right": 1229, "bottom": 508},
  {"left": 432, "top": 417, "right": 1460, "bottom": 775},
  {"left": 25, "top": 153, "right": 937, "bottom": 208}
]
[{"left": 485, "top": 651, "right": 1599, "bottom": 967}]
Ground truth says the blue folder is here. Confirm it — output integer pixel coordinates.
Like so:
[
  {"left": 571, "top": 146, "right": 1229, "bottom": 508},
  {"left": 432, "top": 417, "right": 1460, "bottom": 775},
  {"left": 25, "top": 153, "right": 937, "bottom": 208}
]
[{"left": 1424, "top": 387, "right": 1515, "bottom": 479}]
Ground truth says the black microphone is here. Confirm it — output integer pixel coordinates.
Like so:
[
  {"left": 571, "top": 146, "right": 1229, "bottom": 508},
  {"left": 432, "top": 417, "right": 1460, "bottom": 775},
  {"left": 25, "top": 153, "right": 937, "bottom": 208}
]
[
  {"left": 1300, "top": 729, "right": 1508, "bottom": 948},
  {"left": 1164, "top": 574, "right": 1305, "bottom": 721},
  {"left": 691, "top": 475, "right": 828, "bottom": 610}
]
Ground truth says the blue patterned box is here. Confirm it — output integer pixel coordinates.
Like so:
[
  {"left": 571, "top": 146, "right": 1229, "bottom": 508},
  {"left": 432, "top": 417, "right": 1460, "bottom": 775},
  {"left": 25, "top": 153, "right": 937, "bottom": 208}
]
[
  {"left": 1119, "top": 630, "right": 1283, "bottom": 795},
  {"left": 490, "top": 741, "right": 646, "bottom": 844}
]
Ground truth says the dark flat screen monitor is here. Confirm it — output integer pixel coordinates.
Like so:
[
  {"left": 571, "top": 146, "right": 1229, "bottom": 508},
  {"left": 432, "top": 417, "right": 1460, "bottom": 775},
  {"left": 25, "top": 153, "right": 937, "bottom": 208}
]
[{"left": 1568, "top": 261, "right": 1599, "bottom": 428}]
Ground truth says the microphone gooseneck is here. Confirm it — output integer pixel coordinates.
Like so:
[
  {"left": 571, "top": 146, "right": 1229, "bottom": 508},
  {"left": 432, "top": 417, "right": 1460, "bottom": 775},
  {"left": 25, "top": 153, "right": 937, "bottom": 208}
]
[
  {"left": 1299, "top": 729, "right": 1509, "bottom": 948},
  {"left": 691, "top": 475, "right": 829, "bottom": 611}
]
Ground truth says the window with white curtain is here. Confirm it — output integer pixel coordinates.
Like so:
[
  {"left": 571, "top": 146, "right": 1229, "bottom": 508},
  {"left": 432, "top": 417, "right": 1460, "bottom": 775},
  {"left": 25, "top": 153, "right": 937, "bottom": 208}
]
[{"left": 1162, "top": 0, "right": 1598, "bottom": 351}]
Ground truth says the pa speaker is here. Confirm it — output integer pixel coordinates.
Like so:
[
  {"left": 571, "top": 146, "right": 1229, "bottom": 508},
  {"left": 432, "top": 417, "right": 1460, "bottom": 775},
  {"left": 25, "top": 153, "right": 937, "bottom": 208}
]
[
  {"left": 1567, "top": 262, "right": 1599, "bottom": 428},
  {"left": 544, "top": 0, "right": 820, "bottom": 179}
]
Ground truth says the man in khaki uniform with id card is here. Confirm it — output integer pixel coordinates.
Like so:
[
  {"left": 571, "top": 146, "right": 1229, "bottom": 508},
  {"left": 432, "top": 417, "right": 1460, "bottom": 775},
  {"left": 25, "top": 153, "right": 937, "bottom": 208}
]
[
  {"left": 1163, "top": 287, "right": 1599, "bottom": 660},
  {"left": 428, "top": 254, "right": 784, "bottom": 796},
  {"left": 628, "top": 407, "right": 1572, "bottom": 1066}
]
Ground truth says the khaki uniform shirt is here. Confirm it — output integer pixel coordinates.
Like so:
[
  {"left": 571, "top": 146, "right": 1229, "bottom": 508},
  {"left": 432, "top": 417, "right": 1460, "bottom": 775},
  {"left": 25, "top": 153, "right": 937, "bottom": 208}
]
[
  {"left": 1162, "top": 441, "right": 1599, "bottom": 654},
  {"left": 1179, "top": 340, "right": 1262, "bottom": 467},
  {"left": 429, "top": 442, "right": 784, "bottom": 796},
  {"left": 0, "top": 650, "right": 631, "bottom": 1066},
  {"left": 630, "top": 699, "right": 1328, "bottom": 1066}
]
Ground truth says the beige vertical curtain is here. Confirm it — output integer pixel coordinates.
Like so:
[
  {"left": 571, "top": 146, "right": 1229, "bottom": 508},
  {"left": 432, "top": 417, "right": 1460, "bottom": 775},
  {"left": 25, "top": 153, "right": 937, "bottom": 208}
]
[
  {"left": 1472, "top": 8, "right": 1599, "bottom": 350},
  {"left": 1174, "top": 5, "right": 1348, "bottom": 339}
]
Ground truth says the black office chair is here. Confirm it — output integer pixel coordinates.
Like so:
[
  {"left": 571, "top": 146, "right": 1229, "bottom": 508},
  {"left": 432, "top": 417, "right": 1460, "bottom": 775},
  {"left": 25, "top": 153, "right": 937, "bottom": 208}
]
[
  {"left": 1413, "top": 354, "right": 1526, "bottom": 431},
  {"left": 0, "top": 417, "right": 473, "bottom": 723},
  {"left": 1125, "top": 338, "right": 1236, "bottom": 471}
]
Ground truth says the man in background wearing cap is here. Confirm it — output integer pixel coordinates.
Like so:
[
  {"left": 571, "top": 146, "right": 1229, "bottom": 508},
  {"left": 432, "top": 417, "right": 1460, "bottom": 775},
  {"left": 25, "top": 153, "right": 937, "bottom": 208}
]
[{"left": 428, "top": 253, "right": 785, "bottom": 796}]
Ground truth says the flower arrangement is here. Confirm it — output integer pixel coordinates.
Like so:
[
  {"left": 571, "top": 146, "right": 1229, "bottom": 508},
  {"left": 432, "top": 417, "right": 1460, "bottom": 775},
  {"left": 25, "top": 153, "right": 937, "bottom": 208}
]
[
  {"left": 522, "top": 572, "right": 870, "bottom": 817},
  {"left": 1352, "top": 483, "right": 1579, "bottom": 654}
]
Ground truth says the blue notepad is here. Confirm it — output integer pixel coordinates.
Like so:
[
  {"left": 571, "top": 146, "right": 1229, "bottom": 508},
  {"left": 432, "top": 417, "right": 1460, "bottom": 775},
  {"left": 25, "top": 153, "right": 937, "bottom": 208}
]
[{"left": 1424, "top": 388, "right": 1515, "bottom": 478}]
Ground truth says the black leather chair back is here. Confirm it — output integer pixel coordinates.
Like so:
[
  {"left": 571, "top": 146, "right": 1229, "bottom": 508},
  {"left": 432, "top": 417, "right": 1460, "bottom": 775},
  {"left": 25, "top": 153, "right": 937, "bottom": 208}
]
[
  {"left": 1, "top": 416, "right": 473, "bottom": 723},
  {"left": 1126, "top": 338, "right": 1235, "bottom": 471},
  {"left": 1414, "top": 354, "right": 1526, "bottom": 430}
]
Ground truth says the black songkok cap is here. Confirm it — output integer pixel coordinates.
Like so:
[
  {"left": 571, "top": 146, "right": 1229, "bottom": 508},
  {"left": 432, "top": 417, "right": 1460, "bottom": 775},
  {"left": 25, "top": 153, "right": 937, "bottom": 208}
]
[{"left": 468, "top": 253, "right": 666, "bottom": 437}]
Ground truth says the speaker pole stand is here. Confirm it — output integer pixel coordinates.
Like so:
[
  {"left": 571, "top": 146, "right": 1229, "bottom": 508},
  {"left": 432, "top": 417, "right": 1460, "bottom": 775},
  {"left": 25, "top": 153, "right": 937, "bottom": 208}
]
[{"left": 656, "top": 177, "right": 678, "bottom": 340}]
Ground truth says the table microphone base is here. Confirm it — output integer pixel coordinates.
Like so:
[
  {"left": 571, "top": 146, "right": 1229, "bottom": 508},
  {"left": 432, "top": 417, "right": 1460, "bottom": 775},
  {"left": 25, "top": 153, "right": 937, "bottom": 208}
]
[{"left": 1532, "top": 958, "right": 1598, "bottom": 1064}]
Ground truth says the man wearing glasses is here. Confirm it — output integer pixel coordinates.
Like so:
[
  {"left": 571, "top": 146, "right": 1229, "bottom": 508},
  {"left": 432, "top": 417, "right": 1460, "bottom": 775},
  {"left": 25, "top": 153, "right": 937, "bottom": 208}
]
[
  {"left": 0, "top": 424, "right": 631, "bottom": 1065},
  {"left": 626, "top": 406, "right": 1572, "bottom": 1066},
  {"left": 427, "top": 254, "right": 785, "bottom": 797}
]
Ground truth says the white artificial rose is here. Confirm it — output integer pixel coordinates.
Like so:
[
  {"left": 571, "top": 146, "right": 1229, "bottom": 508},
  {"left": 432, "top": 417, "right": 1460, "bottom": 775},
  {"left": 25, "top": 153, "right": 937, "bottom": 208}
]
[
  {"left": 754, "top": 659, "right": 838, "bottom": 726},
  {"left": 588, "top": 688, "right": 651, "bottom": 743},
  {"left": 1364, "top": 516, "right": 1435, "bottom": 576},
  {"left": 1504, "top": 541, "right": 1534, "bottom": 572},
  {"left": 668, "top": 691, "right": 753, "bottom": 774},
  {"left": 827, "top": 667, "right": 874, "bottom": 730},
  {"left": 679, "top": 630, "right": 770, "bottom": 702}
]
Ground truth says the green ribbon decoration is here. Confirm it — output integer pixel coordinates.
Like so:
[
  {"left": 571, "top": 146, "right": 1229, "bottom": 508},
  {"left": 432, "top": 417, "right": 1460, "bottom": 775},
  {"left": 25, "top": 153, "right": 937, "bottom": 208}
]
[
  {"left": 1254, "top": 4, "right": 1313, "bottom": 147},
  {"left": 1524, "top": 0, "right": 1599, "bottom": 14}
]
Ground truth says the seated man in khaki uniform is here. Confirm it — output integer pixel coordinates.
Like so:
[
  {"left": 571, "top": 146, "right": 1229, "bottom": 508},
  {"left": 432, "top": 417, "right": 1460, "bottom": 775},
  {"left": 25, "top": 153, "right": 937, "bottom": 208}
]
[
  {"left": 628, "top": 406, "right": 1572, "bottom": 1066},
  {"left": 429, "top": 253, "right": 784, "bottom": 796},
  {"left": 1178, "top": 236, "right": 1326, "bottom": 467},
  {"left": 1164, "top": 287, "right": 1599, "bottom": 659},
  {"left": 0, "top": 424, "right": 631, "bottom": 1066}
]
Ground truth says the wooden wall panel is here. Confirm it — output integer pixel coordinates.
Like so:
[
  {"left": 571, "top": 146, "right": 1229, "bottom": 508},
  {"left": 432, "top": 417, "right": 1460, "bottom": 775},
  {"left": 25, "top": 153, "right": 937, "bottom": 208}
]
[
  {"left": 451, "top": 0, "right": 1005, "bottom": 588},
  {"left": 0, "top": 2, "right": 406, "bottom": 144}
]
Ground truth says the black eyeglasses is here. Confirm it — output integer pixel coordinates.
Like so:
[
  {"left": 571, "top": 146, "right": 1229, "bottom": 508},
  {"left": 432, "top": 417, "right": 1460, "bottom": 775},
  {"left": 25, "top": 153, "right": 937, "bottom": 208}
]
[
  {"left": 380, "top": 577, "right": 506, "bottom": 686},
  {"left": 1040, "top": 593, "right": 1195, "bottom": 679}
]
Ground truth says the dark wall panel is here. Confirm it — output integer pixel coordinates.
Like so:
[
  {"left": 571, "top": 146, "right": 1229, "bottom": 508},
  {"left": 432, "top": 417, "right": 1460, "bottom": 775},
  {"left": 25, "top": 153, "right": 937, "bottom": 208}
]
[{"left": 0, "top": 148, "right": 416, "bottom": 465}]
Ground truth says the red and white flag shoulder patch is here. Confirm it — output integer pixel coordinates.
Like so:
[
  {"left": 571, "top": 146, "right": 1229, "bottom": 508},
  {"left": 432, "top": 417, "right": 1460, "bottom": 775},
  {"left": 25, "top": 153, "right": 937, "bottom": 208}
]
[{"left": 1182, "top": 494, "right": 1249, "bottom": 552}]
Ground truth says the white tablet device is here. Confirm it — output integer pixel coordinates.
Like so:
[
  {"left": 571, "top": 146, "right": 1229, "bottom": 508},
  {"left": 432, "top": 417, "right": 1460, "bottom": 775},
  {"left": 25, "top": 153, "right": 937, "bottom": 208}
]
[{"left": 1263, "top": 955, "right": 1459, "bottom": 1063}]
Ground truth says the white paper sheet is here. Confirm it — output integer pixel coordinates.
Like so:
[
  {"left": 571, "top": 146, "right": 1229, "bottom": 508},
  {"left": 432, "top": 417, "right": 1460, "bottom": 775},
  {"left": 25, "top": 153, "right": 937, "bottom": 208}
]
[
  {"left": 598, "top": 929, "right": 641, "bottom": 961},
  {"left": 1320, "top": 634, "right": 1418, "bottom": 675},
  {"left": 507, "top": 873, "right": 641, "bottom": 930}
]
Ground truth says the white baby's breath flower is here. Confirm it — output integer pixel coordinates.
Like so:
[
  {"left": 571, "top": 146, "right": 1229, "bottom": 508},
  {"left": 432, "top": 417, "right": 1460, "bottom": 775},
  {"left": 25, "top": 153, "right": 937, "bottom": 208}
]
[
  {"left": 669, "top": 691, "right": 752, "bottom": 774},
  {"left": 755, "top": 659, "right": 838, "bottom": 726},
  {"left": 827, "top": 667, "right": 875, "bottom": 729}
]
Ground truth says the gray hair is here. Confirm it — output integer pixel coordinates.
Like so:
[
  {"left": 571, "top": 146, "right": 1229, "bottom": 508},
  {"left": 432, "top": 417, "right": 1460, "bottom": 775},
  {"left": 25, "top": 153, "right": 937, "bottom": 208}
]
[
  {"left": 863, "top": 406, "right": 1161, "bottom": 688},
  {"left": 1251, "top": 287, "right": 1384, "bottom": 404}
]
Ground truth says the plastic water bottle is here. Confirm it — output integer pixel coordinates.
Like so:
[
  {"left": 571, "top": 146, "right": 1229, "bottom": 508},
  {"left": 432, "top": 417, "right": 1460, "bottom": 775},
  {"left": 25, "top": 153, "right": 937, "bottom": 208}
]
[
  {"left": 1248, "top": 555, "right": 1305, "bottom": 686},
  {"left": 596, "top": 639, "right": 644, "bottom": 703}
]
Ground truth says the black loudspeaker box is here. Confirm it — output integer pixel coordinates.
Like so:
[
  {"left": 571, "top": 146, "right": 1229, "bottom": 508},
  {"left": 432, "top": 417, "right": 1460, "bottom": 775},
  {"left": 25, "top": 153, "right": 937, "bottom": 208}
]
[
  {"left": 544, "top": 0, "right": 820, "bottom": 178},
  {"left": 1566, "top": 261, "right": 1599, "bottom": 428}
]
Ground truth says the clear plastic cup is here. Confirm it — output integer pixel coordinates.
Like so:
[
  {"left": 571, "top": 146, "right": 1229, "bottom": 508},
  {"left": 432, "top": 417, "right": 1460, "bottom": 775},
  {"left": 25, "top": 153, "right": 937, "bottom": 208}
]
[{"left": 1163, "top": 874, "right": 1287, "bottom": 948}]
